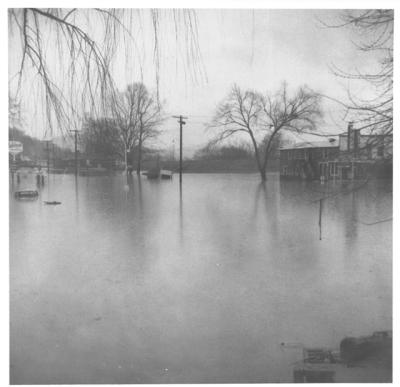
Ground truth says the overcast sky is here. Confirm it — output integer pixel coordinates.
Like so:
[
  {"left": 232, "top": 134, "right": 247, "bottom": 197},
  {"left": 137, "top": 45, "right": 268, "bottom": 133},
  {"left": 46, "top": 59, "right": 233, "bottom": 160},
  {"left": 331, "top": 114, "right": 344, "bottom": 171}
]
[
  {"left": 151, "top": 9, "right": 381, "bottom": 154},
  {"left": 9, "top": 9, "right": 387, "bottom": 155}
]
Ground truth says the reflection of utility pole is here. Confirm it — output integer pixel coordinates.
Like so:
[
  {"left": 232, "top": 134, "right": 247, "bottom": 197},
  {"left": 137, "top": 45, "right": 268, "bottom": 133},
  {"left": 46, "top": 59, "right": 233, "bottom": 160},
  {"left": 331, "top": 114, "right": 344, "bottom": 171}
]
[
  {"left": 69, "top": 130, "right": 80, "bottom": 177},
  {"left": 44, "top": 140, "right": 51, "bottom": 175},
  {"left": 172, "top": 115, "right": 188, "bottom": 185},
  {"left": 52, "top": 143, "right": 55, "bottom": 170}
]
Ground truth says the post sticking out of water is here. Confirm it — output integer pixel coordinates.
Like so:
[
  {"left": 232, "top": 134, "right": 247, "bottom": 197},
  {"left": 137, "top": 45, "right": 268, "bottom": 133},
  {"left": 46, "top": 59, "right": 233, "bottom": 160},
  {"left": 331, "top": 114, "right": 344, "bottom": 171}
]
[{"left": 319, "top": 199, "right": 323, "bottom": 240}]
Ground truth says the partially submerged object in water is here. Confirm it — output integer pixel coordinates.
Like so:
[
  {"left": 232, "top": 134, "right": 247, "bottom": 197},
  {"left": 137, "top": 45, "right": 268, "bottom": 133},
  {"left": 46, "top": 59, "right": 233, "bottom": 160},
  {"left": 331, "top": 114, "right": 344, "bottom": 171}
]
[
  {"left": 143, "top": 169, "right": 160, "bottom": 179},
  {"left": 292, "top": 331, "right": 393, "bottom": 382},
  {"left": 14, "top": 190, "right": 39, "bottom": 199},
  {"left": 340, "top": 330, "right": 392, "bottom": 364},
  {"left": 303, "top": 348, "right": 340, "bottom": 364},
  {"left": 160, "top": 170, "right": 173, "bottom": 179},
  {"left": 142, "top": 169, "right": 173, "bottom": 180},
  {"left": 293, "top": 366, "right": 335, "bottom": 383}
]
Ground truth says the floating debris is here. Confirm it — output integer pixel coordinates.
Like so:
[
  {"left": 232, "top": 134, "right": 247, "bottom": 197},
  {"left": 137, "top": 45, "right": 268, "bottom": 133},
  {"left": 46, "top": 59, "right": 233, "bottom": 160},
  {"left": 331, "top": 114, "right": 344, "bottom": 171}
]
[{"left": 14, "top": 190, "right": 39, "bottom": 199}]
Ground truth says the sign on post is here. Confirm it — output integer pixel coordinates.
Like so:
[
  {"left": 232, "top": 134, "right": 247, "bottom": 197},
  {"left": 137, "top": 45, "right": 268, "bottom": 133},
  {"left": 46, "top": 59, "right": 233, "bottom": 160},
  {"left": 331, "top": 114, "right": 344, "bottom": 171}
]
[{"left": 9, "top": 141, "right": 23, "bottom": 155}]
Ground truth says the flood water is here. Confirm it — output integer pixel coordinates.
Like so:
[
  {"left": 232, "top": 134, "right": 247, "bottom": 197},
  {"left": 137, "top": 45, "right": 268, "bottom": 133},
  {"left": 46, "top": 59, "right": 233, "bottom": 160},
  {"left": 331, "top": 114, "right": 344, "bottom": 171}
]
[{"left": 10, "top": 173, "right": 392, "bottom": 383}]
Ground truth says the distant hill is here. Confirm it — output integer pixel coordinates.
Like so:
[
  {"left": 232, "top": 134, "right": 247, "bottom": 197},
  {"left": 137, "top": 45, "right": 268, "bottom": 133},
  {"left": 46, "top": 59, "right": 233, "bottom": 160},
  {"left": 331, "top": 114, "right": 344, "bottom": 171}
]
[{"left": 9, "top": 128, "right": 73, "bottom": 161}]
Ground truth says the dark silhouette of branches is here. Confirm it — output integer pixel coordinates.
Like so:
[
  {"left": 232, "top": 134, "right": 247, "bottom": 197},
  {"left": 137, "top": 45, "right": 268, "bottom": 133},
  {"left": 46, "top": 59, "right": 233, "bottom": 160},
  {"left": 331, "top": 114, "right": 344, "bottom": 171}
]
[
  {"left": 9, "top": 8, "right": 117, "bottom": 137},
  {"left": 209, "top": 83, "right": 322, "bottom": 181},
  {"left": 8, "top": 8, "right": 204, "bottom": 140},
  {"left": 324, "top": 10, "right": 393, "bottom": 140},
  {"left": 110, "top": 83, "right": 163, "bottom": 174},
  {"left": 132, "top": 83, "right": 164, "bottom": 174}
]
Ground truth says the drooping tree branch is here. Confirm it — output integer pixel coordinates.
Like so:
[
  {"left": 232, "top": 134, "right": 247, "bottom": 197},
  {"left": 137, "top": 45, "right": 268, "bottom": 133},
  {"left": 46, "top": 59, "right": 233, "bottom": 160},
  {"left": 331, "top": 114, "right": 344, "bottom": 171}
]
[{"left": 8, "top": 8, "right": 205, "bottom": 141}]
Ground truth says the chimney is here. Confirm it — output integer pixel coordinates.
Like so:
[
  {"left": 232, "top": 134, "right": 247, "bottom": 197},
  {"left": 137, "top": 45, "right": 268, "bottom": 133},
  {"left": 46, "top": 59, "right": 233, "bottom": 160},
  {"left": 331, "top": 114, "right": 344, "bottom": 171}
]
[{"left": 347, "top": 122, "right": 353, "bottom": 151}]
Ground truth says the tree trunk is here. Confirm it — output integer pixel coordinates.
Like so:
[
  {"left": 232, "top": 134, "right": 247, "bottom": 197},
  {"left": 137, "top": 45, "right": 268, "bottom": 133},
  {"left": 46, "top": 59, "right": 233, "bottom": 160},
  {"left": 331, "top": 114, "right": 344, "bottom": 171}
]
[
  {"left": 124, "top": 145, "right": 128, "bottom": 175},
  {"left": 261, "top": 131, "right": 278, "bottom": 182},
  {"left": 137, "top": 130, "right": 143, "bottom": 175},
  {"left": 248, "top": 134, "right": 266, "bottom": 181},
  {"left": 260, "top": 167, "right": 267, "bottom": 181},
  {"left": 261, "top": 153, "right": 269, "bottom": 181}
]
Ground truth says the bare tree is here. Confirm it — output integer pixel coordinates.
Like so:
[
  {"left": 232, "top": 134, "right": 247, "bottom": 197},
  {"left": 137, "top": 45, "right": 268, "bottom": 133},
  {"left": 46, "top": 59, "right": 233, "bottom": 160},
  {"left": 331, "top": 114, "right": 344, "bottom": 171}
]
[
  {"left": 209, "top": 84, "right": 322, "bottom": 181},
  {"left": 209, "top": 85, "right": 264, "bottom": 176},
  {"left": 111, "top": 83, "right": 162, "bottom": 174},
  {"left": 111, "top": 86, "right": 139, "bottom": 174},
  {"left": 133, "top": 84, "right": 164, "bottom": 175}
]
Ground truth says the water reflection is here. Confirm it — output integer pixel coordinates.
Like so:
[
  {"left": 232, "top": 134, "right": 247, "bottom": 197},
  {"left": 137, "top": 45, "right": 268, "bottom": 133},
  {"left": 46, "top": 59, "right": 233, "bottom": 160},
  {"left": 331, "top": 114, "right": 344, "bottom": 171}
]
[
  {"left": 10, "top": 174, "right": 392, "bottom": 384},
  {"left": 253, "top": 181, "right": 280, "bottom": 239},
  {"left": 137, "top": 174, "right": 142, "bottom": 207},
  {"left": 74, "top": 175, "right": 80, "bottom": 219},
  {"left": 124, "top": 173, "right": 134, "bottom": 202},
  {"left": 348, "top": 190, "right": 359, "bottom": 240},
  {"left": 179, "top": 182, "right": 183, "bottom": 246}
]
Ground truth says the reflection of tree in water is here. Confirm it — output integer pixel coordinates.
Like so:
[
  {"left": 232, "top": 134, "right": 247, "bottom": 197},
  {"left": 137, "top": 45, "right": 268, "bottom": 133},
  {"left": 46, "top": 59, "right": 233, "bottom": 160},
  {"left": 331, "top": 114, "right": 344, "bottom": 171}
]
[
  {"left": 74, "top": 175, "right": 79, "bottom": 220},
  {"left": 278, "top": 179, "right": 383, "bottom": 241},
  {"left": 124, "top": 173, "right": 134, "bottom": 201},
  {"left": 252, "top": 181, "right": 280, "bottom": 240},
  {"left": 345, "top": 190, "right": 359, "bottom": 241}
]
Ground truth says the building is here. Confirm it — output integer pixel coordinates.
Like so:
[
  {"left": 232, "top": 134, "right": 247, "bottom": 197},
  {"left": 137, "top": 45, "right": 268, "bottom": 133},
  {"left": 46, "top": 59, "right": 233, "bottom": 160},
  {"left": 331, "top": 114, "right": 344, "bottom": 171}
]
[
  {"left": 280, "top": 123, "right": 392, "bottom": 180},
  {"left": 279, "top": 140, "right": 340, "bottom": 180}
]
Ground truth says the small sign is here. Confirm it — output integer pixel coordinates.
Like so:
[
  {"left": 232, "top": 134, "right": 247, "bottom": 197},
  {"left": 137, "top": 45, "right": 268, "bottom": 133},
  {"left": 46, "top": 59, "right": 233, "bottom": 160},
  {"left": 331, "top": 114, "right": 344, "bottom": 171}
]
[{"left": 9, "top": 141, "right": 23, "bottom": 155}]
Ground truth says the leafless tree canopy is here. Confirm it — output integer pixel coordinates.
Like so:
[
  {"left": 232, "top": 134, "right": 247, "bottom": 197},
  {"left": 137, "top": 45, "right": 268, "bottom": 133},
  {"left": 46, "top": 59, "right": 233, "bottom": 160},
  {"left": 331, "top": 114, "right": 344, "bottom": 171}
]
[
  {"left": 110, "top": 83, "right": 163, "bottom": 173},
  {"left": 209, "top": 83, "right": 322, "bottom": 180}
]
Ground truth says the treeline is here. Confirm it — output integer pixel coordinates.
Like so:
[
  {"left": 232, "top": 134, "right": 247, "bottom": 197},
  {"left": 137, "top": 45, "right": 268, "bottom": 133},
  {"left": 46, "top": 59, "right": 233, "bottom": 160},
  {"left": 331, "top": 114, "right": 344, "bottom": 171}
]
[{"left": 194, "top": 144, "right": 253, "bottom": 160}]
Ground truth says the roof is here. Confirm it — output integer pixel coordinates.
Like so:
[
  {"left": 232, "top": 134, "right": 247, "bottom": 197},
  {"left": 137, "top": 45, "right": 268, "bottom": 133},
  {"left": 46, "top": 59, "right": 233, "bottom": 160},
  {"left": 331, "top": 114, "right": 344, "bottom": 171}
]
[
  {"left": 280, "top": 141, "right": 339, "bottom": 151},
  {"left": 339, "top": 132, "right": 392, "bottom": 138}
]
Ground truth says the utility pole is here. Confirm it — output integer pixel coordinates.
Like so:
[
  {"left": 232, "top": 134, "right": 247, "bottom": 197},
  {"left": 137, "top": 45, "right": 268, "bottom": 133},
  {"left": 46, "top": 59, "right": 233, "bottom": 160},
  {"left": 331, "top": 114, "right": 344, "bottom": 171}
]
[
  {"left": 172, "top": 115, "right": 188, "bottom": 185},
  {"left": 69, "top": 130, "right": 80, "bottom": 177}
]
